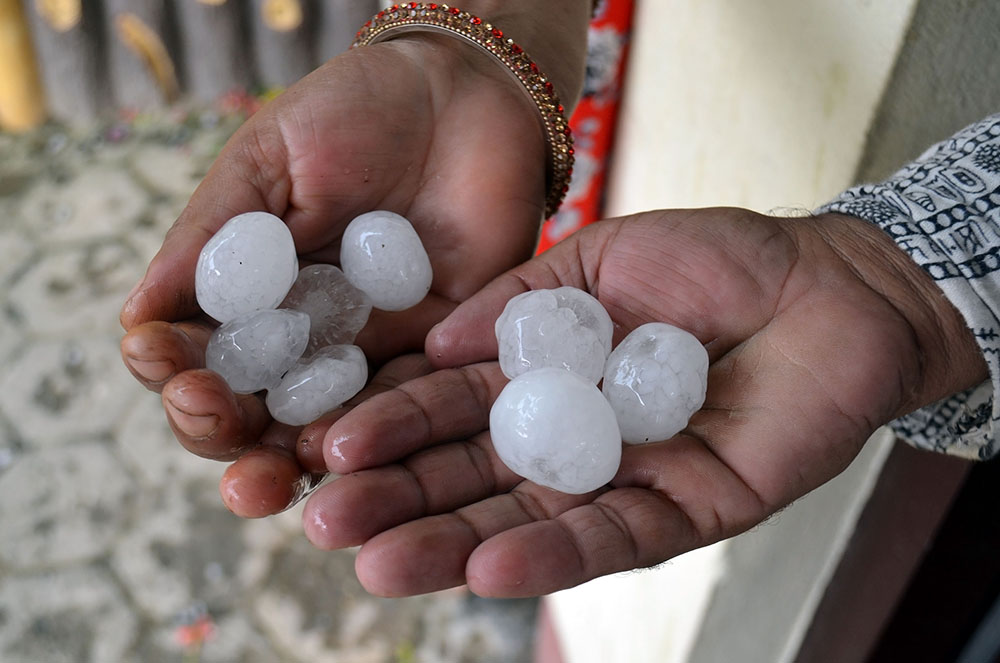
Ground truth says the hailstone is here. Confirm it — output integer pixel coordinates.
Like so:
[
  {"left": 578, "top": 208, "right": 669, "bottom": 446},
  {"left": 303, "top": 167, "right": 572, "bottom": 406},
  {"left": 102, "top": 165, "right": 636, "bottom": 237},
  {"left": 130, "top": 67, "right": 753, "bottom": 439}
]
[
  {"left": 489, "top": 368, "right": 622, "bottom": 494},
  {"left": 195, "top": 211, "right": 299, "bottom": 323},
  {"left": 281, "top": 264, "right": 372, "bottom": 355},
  {"left": 602, "top": 322, "right": 708, "bottom": 444},
  {"left": 339, "top": 210, "right": 432, "bottom": 311},
  {"left": 266, "top": 345, "right": 369, "bottom": 425},
  {"left": 205, "top": 309, "right": 310, "bottom": 394},
  {"left": 495, "top": 287, "right": 614, "bottom": 383}
]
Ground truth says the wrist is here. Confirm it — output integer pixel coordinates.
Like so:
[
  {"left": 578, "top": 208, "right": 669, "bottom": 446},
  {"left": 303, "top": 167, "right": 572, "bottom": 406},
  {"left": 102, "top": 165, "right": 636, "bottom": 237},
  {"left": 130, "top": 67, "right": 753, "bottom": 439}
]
[
  {"left": 379, "top": 1, "right": 590, "bottom": 110},
  {"left": 361, "top": 7, "right": 578, "bottom": 216},
  {"left": 812, "top": 212, "right": 989, "bottom": 414},
  {"left": 461, "top": 0, "right": 590, "bottom": 108}
]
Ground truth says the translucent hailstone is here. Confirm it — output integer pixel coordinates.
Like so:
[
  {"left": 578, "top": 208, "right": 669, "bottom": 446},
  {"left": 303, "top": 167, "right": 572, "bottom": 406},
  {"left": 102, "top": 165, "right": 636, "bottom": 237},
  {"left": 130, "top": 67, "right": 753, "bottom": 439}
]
[
  {"left": 339, "top": 210, "right": 432, "bottom": 312},
  {"left": 602, "top": 322, "right": 709, "bottom": 444},
  {"left": 266, "top": 345, "right": 368, "bottom": 426},
  {"left": 489, "top": 368, "right": 622, "bottom": 494},
  {"left": 280, "top": 264, "right": 372, "bottom": 356},
  {"left": 205, "top": 309, "right": 310, "bottom": 394},
  {"left": 494, "top": 287, "right": 614, "bottom": 383},
  {"left": 195, "top": 211, "right": 299, "bottom": 323}
]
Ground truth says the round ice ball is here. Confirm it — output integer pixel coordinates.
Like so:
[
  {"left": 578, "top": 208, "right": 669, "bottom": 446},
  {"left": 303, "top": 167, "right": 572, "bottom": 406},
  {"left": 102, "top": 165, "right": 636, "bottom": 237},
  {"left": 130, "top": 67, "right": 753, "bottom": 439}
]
[
  {"left": 266, "top": 345, "right": 369, "bottom": 426},
  {"left": 339, "top": 211, "right": 432, "bottom": 312},
  {"left": 602, "top": 322, "right": 708, "bottom": 444},
  {"left": 281, "top": 264, "right": 372, "bottom": 356},
  {"left": 490, "top": 368, "right": 622, "bottom": 494},
  {"left": 206, "top": 309, "right": 310, "bottom": 394},
  {"left": 195, "top": 211, "right": 299, "bottom": 323},
  {"left": 494, "top": 287, "right": 614, "bottom": 383}
]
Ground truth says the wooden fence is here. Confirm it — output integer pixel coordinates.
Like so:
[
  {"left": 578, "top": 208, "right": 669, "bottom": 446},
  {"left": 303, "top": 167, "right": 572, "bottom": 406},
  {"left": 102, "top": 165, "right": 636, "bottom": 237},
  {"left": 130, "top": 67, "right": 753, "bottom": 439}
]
[{"left": 0, "top": 0, "right": 380, "bottom": 130}]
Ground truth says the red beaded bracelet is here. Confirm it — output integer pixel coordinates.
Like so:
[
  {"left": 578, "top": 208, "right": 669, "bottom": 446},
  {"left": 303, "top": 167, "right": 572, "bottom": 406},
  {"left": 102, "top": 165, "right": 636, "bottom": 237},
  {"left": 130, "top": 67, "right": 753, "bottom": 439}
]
[{"left": 353, "top": 3, "right": 575, "bottom": 219}]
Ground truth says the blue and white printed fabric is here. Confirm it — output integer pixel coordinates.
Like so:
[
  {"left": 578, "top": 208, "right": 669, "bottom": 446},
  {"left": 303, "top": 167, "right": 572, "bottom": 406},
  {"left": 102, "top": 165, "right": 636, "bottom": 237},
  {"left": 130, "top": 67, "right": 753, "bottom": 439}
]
[{"left": 818, "top": 113, "right": 1000, "bottom": 460}]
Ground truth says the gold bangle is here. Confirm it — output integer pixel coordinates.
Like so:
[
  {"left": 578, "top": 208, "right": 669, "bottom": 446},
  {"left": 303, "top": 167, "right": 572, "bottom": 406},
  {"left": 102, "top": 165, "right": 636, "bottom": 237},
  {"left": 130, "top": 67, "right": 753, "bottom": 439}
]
[{"left": 353, "top": 3, "right": 575, "bottom": 219}]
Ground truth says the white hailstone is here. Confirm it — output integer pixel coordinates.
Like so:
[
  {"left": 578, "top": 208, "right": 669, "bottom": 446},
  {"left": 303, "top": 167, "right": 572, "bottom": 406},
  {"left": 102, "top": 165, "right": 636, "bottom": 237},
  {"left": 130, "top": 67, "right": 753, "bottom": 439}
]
[
  {"left": 494, "top": 287, "right": 614, "bottom": 383},
  {"left": 266, "top": 345, "right": 368, "bottom": 426},
  {"left": 281, "top": 264, "right": 373, "bottom": 355},
  {"left": 489, "top": 368, "right": 622, "bottom": 494},
  {"left": 195, "top": 211, "right": 299, "bottom": 323},
  {"left": 339, "top": 210, "right": 433, "bottom": 312},
  {"left": 602, "top": 322, "right": 709, "bottom": 444},
  {"left": 206, "top": 309, "right": 310, "bottom": 394}
]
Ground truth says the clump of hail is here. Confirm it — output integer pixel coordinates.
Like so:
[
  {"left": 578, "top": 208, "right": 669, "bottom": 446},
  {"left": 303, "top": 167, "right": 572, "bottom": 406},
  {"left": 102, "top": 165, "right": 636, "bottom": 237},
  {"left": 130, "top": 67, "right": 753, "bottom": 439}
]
[
  {"left": 195, "top": 210, "right": 431, "bottom": 425},
  {"left": 491, "top": 287, "right": 708, "bottom": 494}
]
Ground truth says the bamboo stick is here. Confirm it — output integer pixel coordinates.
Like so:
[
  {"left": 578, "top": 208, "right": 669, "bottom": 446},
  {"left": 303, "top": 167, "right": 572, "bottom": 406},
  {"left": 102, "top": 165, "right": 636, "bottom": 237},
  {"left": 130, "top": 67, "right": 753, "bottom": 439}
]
[
  {"left": 24, "top": 0, "right": 106, "bottom": 124},
  {"left": 174, "top": 0, "right": 253, "bottom": 102},
  {"left": 315, "top": 0, "right": 379, "bottom": 63},
  {"left": 104, "top": 0, "right": 178, "bottom": 109},
  {"left": 250, "top": 0, "right": 316, "bottom": 89},
  {"left": 0, "top": 0, "right": 46, "bottom": 131}
]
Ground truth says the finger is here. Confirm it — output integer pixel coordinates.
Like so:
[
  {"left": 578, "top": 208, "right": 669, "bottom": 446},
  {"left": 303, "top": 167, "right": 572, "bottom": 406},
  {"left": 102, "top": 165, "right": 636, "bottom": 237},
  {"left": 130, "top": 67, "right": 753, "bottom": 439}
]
[
  {"left": 321, "top": 362, "right": 507, "bottom": 474},
  {"left": 219, "top": 449, "right": 316, "bottom": 518},
  {"left": 219, "top": 421, "right": 334, "bottom": 518},
  {"left": 297, "top": 414, "right": 346, "bottom": 475},
  {"left": 354, "top": 483, "right": 594, "bottom": 597},
  {"left": 218, "top": 418, "right": 318, "bottom": 519},
  {"left": 465, "top": 488, "right": 690, "bottom": 597},
  {"left": 121, "top": 320, "right": 213, "bottom": 392},
  {"left": 465, "top": 434, "right": 770, "bottom": 598},
  {"left": 161, "top": 368, "right": 270, "bottom": 461},
  {"left": 216, "top": 354, "right": 436, "bottom": 516},
  {"left": 296, "top": 354, "right": 433, "bottom": 473},
  {"left": 425, "top": 226, "right": 602, "bottom": 368},
  {"left": 304, "top": 430, "right": 522, "bottom": 550},
  {"left": 351, "top": 433, "right": 771, "bottom": 597}
]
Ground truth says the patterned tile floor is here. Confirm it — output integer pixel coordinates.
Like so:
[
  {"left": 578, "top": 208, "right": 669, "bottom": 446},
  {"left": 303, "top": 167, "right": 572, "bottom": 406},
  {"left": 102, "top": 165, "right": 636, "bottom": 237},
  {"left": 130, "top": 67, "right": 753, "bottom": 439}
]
[{"left": 0, "top": 115, "right": 536, "bottom": 663}]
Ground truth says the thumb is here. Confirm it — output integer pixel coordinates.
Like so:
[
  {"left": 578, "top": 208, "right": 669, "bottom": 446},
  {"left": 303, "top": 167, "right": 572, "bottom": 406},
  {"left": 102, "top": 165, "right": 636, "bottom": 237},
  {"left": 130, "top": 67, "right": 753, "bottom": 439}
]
[
  {"left": 425, "top": 228, "right": 597, "bottom": 368},
  {"left": 120, "top": 121, "right": 290, "bottom": 330}
]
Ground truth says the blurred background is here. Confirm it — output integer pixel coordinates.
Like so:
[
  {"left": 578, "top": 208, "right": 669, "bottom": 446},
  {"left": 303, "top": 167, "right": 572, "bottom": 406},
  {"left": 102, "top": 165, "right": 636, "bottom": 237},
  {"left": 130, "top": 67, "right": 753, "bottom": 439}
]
[{"left": 2, "top": 0, "right": 1000, "bottom": 662}]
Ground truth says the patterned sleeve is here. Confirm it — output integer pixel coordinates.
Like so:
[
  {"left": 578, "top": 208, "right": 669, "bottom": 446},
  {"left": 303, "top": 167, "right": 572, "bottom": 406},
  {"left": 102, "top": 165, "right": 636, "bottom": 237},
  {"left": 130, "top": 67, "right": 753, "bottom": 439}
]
[{"left": 816, "top": 113, "right": 1000, "bottom": 460}]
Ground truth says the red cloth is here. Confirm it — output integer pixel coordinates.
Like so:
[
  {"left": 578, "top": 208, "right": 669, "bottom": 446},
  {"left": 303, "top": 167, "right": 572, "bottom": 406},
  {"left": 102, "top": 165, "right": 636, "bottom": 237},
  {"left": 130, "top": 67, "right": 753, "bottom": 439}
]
[{"left": 536, "top": 0, "right": 635, "bottom": 253}]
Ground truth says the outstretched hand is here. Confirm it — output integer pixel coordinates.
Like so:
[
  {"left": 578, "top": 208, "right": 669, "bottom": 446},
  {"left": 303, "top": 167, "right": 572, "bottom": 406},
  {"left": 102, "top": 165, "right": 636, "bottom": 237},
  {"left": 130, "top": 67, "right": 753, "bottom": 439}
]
[
  {"left": 119, "top": 35, "right": 551, "bottom": 512},
  {"left": 299, "top": 208, "right": 986, "bottom": 597}
]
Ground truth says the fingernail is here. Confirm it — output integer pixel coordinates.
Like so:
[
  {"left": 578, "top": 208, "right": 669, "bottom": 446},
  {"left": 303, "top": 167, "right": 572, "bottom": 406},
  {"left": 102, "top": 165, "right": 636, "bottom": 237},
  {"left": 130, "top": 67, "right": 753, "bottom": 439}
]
[
  {"left": 124, "top": 275, "right": 144, "bottom": 307},
  {"left": 125, "top": 356, "right": 175, "bottom": 383},
  {"left": 279, "top": 473, "right": 315, "bottom": 512},
  {"left": 120, "top": 273, "right": 149, "bottom": 323},
  {"left": 120, "top": 283, "right": 145, "bottom": 328},
  {"left": 165, "top": 399, "right": 220, "bottom": 438},
  {"left": 327, "top": 434, "right": 348, "bottom": 460},
  {"left": 303, "top": 499, "right": 337, "bottom": 549}
]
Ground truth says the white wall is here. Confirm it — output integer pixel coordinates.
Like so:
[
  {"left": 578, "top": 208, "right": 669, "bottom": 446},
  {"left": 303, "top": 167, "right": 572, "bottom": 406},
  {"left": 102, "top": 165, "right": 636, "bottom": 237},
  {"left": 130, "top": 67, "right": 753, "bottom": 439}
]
[{"left": 606, "top": 0, "right": 917, "bottom": 215}]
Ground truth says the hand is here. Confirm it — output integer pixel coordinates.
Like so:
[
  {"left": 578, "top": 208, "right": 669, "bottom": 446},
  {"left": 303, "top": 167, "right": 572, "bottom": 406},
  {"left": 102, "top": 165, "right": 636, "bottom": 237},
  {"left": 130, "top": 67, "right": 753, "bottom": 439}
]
[
  {"left": 300, "top": 208, "right": 987, "bottom": 597},
  {"left": 119, "top": 34, "right": 554, "bottom": 515}
]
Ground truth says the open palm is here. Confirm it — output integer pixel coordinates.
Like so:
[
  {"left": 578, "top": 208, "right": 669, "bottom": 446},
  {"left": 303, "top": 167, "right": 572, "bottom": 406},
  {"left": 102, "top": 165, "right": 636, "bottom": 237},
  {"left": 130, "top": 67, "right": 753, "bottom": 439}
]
[
  {"left": 120, "top": 36, "right": 548, "bottom": 484},
  {"left": 301, "top": 208, "right": 975, "bottom": 597}
]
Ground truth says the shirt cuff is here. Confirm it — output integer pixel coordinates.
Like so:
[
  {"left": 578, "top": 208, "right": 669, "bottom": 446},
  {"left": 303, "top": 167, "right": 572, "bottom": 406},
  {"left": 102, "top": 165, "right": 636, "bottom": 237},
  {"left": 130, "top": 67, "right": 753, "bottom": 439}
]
[{"left": 816, "top": 113, "right": 1000, "bottom": 460}]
